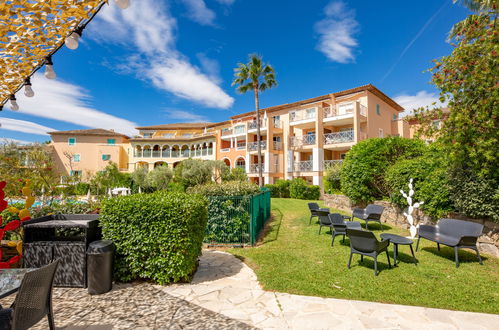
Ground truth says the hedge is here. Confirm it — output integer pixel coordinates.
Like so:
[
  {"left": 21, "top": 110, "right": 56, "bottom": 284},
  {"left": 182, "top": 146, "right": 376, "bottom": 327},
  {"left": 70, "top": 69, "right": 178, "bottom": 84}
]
[
  {"left": 188, "top": 181, "right": 260, "bottom": 196},
  {"left": 341, "top": 137, "right": 426, "bottom": 203},
  {"left": 99, "top": 191, "right": 208, "bottom": 284},
  {"left": 266, "top": 179, "right": 320, "bottom": 200}
]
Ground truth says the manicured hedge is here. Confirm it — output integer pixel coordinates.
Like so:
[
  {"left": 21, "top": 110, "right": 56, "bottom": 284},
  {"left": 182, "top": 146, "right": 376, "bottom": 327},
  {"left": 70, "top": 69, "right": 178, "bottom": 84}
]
[
  {"left": 266, "top": 179, "right": 319, "bottom": 200},
  {"left": 100, "top": 191, "right": 208, "bottom": 284}
]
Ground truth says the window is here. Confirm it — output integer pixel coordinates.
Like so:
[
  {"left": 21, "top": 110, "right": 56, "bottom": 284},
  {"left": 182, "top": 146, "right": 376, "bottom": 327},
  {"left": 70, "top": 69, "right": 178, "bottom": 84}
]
[
  {"left": 70, "top": 170, "right": 82, "bottom": 177},
  {"left": 376, "top": 104, "right": 381, "bottom": 115},
  {"left": 143, "top": 133, "right": 153, "bottom": 138},
  {"left": 107, "top": 138, "right": 116, "bottom": 145},
  {"left": 72, "top": 154, "right": 80, "bottom": 162},
  {"left": 68, "top": 137, "right": 76, "bottom": 146},
  {"left": 182, "top": 133, "right": 193, "bottom": 138},
  {"left": 163, "top": 133, "right": 175, "bottom": 138},
  {"left": 378, "top": 128, "right": 384, "bottom": 138},
  {"left": 234, "top": 125, "right": 245, "bottom": 134},
  {"left": 392, "top": 114, "right": 397, "bottom": 121},
  {"left": 102, "top": 154, "right": 111, "bottom": 161}
]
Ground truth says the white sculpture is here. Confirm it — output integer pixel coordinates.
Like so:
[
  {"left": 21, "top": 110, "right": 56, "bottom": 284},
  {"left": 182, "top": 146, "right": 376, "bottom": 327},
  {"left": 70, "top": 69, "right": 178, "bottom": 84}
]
[{"left": 400, "top": 178, "right": 424, "bottom": 239}]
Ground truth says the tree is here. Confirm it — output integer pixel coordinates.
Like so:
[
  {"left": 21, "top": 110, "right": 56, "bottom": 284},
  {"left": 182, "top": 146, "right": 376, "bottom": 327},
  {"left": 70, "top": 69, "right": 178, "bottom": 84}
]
[
  {"left": 414, "top": 0, "right": 498, "bottom": 220},
  {"left": 146, "top": 165, "right": 173, "bottom": 190},
  {"left": 90, "top": 162, "right": 131, "bottom": 194},
  {"left": 232, "top": 54, "right": 277, "bottom": 187},
  {"left": 130, "top": 167, "right": 150, "bottom": 191},
  {"left": 178, "top": 159, "right": 214, "bottom": 188}
]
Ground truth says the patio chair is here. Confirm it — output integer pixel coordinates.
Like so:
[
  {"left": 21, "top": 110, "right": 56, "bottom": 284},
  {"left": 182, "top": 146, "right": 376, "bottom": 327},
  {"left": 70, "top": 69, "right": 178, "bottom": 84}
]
[
  {"left": 346, "top": 228, "right": 391, "bottom": 276},
  {"left": 317, "top": 210, "right": 332, "bottom": 234},
  {"left": 416, "top": 218, "right": 484, "bottom": 268},
  {"left": 352, "top": 204, "right": 385, "bottom": 231},
  {"left": 5, "top": 259, "right": 60, "bottom": 330},
  {"left": 329, "top": 213, "right": 362, "bottom": 246},
  {"left": 308, "top": 203, "right": 329, "bottom": 225}
]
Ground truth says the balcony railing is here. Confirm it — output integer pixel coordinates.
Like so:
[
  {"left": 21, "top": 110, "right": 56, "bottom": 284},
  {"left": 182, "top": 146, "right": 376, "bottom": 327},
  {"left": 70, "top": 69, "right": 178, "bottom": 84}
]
[
  {"left": 221, "top": 148, "right": 230, "bottom": 152},
  {"left": 249, "top": 164, "right": 263, "bottom": 173},
  {"left": 323, "top": 160, "right": 343, "bottom": 172},
  {"left": 221, "top": 129, "right": 233, "bottom": 136},
  {"left": 248, "top": 119, "right": 266, "bottom": 130},
  {"left": 360, "top": 104, "right": 367, "bottom": 116},
  {"left": 152, "top": 150, "right": 161, "bottom": 157},
  {"left": 272, "top": 141, "right": 282, "bottom": 150},
  {"left": 323, "top": 106, "right": 338, "bottom": 118},
  {"left": 247, "top": 141, "right": 267, "bottom": 152},
  {"left": 323, "top": 130, "right": 354, "bottom": 144},
  {"left": 290, "top": 108, "right": 316, "bottom": 122},
  {"left": 143, "top": 149, "right": 151, "bottom": 157},
  {"left": 294, "top": 160, "right": 313, "bottom": 172},
  {"left": 273, "top": 119, "right": 282, "bottom": 128},
  {"left": 290, "top": 134, "right": 316, "bottom": 148}
]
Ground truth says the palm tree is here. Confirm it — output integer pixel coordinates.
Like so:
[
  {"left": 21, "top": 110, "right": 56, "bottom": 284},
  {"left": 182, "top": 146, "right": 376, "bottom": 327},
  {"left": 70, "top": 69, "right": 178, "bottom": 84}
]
[{"left": 232, "top": 54, "right": 277, "bottom": 187}]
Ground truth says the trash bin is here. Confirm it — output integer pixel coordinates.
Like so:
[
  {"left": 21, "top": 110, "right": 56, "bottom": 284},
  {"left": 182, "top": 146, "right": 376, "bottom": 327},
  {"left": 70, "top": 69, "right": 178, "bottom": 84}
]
[{"left": 87, "top": 240, "right": 115, "bottom": 295}]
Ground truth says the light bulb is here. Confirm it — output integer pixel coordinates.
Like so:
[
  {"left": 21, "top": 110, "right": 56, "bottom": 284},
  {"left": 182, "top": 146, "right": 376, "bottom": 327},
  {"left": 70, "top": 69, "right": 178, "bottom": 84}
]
[
  {"left": 115, "top": 0, "right": 130, "bottom": 9},
  {"left": 65, "top": 31, "right": 80, "bottom": 50},
  {"left": 24, "top": 84, "right": 34, "bottom": 97},
  {"left": 45, "top": 64, "right": 56, "bottom": 79},
  {"left": 10, "top": 96, "right": 19, "bottom": 111}
]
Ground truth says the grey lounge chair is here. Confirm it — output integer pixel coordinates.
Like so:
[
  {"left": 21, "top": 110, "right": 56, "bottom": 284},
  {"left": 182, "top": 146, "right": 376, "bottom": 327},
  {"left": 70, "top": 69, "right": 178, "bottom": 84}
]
[
  {"left": 317, "top": 210, "right": 332, "bottom": 234},
  {"left": 308, "top": 203, "right": 329, "bottom": 225},
  {"left": 352, "top": 204, "right": 385, "bottom": 231},
  {"left": 346, "top": 228, "right": 391, "bottom": 276},
  {"left": 329, "top": 213, "right": 362, "bottom": 246},
  {"left": 2, "top": 260, "right": 59, "bottom": 330},
  {"left": 416, "top": 218, "right": 484, "bottom": 267}
]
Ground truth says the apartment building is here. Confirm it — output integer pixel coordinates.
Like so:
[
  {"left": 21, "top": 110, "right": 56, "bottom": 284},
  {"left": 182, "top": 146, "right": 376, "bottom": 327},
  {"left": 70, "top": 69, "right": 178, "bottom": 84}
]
[
  {"left": 49, "top": 129, "right": 129, "bottom": 180},
  {"left": 48, "top": 84, "right": 409, "bottom": 188}
]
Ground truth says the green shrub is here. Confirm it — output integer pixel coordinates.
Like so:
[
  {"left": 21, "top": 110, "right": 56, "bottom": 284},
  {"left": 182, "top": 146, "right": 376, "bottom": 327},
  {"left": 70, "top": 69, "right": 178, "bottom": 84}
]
[
  {"left": 74, "top": 183, "right": 90, "bottom": 195},
  {"left": 266, "top": 179, "right": 291, "bottom": 198},
  {"left": 386, "top": 144, "right": 453, "bottom": 218},
  {"left": 264, "top": 184, "right": 279, "bottom": 197},
  {"left": 289, "top": 178, "right": 320, "bottom": 200},
  {"left": 222, "top": 167, "right": 248, "bottom": 182},
  {"left": 167, "top": 182, "right": 185, "bottom": 192},
  {"left": 100, "top": 191, "right": 208, "bottom": 284},
  {"left": 188, "top": 181, "right": 260, "bottom": 196},
  {"left": 147, "top": 165, "right": 173, "bottom": 190},
  {"left": 30, "top": 201, "right": 100, "bottom": 218},
  {"left": 324, "top": 164, "right": 342, "bottom": 194},
  {"left": 450, "top": 174, "right": 499, "bottom": 222},
  {"left": 204, "top": 197, "right": 251, "bottom": 244},
  {"left": 341, "top": 137, "right": 426, "bottom": 203}
]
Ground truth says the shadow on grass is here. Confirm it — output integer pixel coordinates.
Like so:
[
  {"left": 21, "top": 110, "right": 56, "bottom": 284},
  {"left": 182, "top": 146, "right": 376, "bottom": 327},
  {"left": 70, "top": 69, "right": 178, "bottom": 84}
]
[
  {"left": 255, "top": 207, "right": 284, "bottom": 245},
  {"left": 347, "top": 254, "right": 393, "bottom": 275},
  {"left": 420, "top": 245, "right": 488, "bottom": 265}
]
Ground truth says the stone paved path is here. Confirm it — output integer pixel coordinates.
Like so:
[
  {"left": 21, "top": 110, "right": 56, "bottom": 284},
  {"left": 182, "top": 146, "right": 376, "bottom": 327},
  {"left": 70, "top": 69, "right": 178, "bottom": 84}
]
[{"left": 162, "top": 250, "right": 499, "bottom": 330}]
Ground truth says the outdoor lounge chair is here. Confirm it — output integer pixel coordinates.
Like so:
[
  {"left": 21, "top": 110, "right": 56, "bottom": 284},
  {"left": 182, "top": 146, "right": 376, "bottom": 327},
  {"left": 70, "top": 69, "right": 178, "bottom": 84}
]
[
  {"left": 317, "top": 210, "right": 332, "bottom": 234},
  {"left": 351, "top": 204, "right": 385, "bottom": 231},
  {"left": 1, "top": 260, "right": 60, "bottom": 330},
  {"left": 329, "top": 213, "right": 362, "bottom": 246},
  {"left": 346, "top": 228, "right": 391, "bottom": 276},
  {"left": 416, "top": 218, "right": 483, "bottom": 267},
  {"left": 308, "top": 203, "right": 329, "bottom": 225}
]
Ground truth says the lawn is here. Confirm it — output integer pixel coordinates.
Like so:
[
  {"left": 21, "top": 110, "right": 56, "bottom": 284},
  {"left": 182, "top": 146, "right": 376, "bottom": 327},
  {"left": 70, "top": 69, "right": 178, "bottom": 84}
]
[{"left": 229, "top": 198, "right": 499, "bottom": 314}]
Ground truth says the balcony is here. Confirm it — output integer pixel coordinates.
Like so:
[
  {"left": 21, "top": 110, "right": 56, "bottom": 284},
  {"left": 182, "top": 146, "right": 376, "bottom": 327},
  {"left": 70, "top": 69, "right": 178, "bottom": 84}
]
[
  {"left": 294, "top": 160, "right": 313, "bottom": 172},
  {"left": 323, "top": 159, "right": 343, "bottom": 171},
  {"left": 249, "top": 164, "right": 263, "bottom": 173},
  {"left": 247, "top": 141, "right": 267, "bottom": 152},
  {"left": 272, "top": 141, "right": 282, "bottom": 150},
  {"left": 236, "top": 142, "right": 246, "bottom": 150},
  {"left": 221, "top": 129, "right": 233, "bottom": 136},
  {"left": 290, "top": 134, "right": 316, "bottom": 149},
  {"left": 323, "top": 130, "right": 354, "bottom": 145},
  {"left": 248, "top": 119, "right": 266, "bottom": 130},
  {"left": 290, "top": 108, "right": 316, "bottom": 123},
  {"left": 273, "top": 119, "right": 282, "bottom": 129}
]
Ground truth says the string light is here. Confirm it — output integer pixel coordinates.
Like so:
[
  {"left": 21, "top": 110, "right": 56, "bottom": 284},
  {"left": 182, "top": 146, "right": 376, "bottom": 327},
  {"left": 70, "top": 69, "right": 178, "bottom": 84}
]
[
  {"left": 24, "top": 78, "right": 35, "bottom": 97},
  {"left": 9, "top": 95, "right": 19, "bottom": 111},
  {"left": 65, "top": 27, "right": 83, "bottom": 50},
  {"left": 44, "top": 56, "right": 56, "bottom": 79},
  {"left": 115, "top": 0, "right": 130, "bottom": 9}
]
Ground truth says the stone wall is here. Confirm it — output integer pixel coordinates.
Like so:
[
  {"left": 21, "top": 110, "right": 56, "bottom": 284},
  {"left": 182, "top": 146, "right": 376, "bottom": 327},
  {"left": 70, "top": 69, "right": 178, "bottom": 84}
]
[{"left": 324, "top": 194, "right": 499, "bottom": 258}]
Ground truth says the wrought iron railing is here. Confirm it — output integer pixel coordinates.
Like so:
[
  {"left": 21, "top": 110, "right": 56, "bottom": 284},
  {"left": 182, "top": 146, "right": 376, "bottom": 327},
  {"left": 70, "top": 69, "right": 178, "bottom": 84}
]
[
  {"left": 293, "top": 160, "right": 313, "bottom": 172},
  {"left": 323, "top": 106, "right": 338, "bottom": 118},
  {"left": 323, "top": 130, "right": 354, "bottom": 144},
  {"left": 247, "top": 141, "right": 267, "bottom": 151},
  {"left": 272, "top": 141, "right": 282, "bottom": 150},
  {"left": 323, "top": 160, "right": 343, "bottom": 172},
  {"left": 290, "top": 134, "right": 316, "bottom": 148},
  {"left": 248, "top": 119, "right": 266, "bottom": 130}
]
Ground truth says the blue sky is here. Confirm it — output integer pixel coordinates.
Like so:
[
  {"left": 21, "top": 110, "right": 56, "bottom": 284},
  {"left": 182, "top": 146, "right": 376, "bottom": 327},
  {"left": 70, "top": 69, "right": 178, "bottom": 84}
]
[{"left": 1, "top": 0, "right": 469, "bottom": 143}]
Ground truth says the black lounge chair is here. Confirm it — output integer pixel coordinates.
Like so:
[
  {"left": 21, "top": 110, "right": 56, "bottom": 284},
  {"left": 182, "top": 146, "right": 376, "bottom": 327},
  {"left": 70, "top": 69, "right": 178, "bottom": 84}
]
[
  {"left": 1, "top": 260, "right": 59, "bottom": 330},
  {"left": 308, "top": 203, "right": 329, "bottom": 225},
  {"left": 416, "top": 218, "right": 484, "bottom": 267},
  {"left": 329, "top": 213, "right": 362, "bottom": 246},
  {"left": 317, "top": 210, "right": 332, "bottom": 234},
  {"left": 352, "top": 204, "right": 385, "bottom": 231},
  {"left": 346, "top": 228, "right": 391, "bottom": 276}
]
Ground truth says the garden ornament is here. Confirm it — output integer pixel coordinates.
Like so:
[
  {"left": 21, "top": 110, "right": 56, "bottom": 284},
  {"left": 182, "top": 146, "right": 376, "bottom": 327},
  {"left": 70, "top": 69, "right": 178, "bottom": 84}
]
[{"left": 400, "top": 178, "right": 424, "bottom": 239}]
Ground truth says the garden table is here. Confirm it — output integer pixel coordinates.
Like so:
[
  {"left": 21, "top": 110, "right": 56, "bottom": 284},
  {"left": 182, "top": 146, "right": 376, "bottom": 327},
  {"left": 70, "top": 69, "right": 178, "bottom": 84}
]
[
  {"left": 380, "top": 233, "right": 417, "bottom": 266},
  {"left": 0, "top": 269, "right": 34, "bottom": 298}
]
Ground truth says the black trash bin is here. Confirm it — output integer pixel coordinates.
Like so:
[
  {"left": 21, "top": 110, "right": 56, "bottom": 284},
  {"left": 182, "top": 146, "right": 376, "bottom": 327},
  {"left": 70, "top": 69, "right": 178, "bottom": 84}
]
[{"left": 87, "top": 240, "right": 115, "bottom": 295}]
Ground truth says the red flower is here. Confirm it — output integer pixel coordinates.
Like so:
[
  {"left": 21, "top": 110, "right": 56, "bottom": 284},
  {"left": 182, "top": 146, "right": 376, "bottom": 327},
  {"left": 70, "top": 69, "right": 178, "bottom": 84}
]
[{"left": 4, "top": 220, "right": 20, "bottom": 231}]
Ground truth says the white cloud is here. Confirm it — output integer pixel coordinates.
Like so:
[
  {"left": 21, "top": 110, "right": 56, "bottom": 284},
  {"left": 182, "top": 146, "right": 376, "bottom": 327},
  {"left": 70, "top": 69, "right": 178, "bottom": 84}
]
[
  {"left": 181, "top": 0, "right": 216, "bottom": 26},
  {"left": 3, "top": 74, "right": 138, "bottom": 136},
  {"left": 214, "top": 0, "right": 235, "bottom": 4},
  {"left": 0, "top": 138, "right": 33, "bottom": 145},
  {"left": 314, "top": 1, "right": 359, "bottom": 63},
  {"left": 0, "top": 117, "right": 54, "bottom": 136},
  {"left": 394, "top": 90, "right": 447, "bottom": 116},
  {"left": 90, "top": 0, "right": 234, "bottom": 109},
  {"left": 164, "top": 109, "right": 209, "bottom": 123}
]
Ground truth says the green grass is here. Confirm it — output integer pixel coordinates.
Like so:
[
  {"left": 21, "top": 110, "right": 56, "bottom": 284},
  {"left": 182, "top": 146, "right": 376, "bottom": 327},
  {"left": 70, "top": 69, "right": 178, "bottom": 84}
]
[{"left": 229, "top": 198, "right": 499, "bottom": 314}]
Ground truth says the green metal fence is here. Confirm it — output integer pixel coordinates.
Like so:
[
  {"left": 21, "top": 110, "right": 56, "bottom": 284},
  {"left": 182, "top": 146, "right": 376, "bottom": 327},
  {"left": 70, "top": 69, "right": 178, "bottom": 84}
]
[{"left": 204, "top": 189, "right": 271, "bottom": 246}]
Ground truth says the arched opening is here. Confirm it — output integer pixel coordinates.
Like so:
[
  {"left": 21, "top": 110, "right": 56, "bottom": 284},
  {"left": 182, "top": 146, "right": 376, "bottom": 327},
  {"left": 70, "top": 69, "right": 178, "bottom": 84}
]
[
  {"left": 136, "top": 161, "right": 149, "bottom": 170},
  {"left": 134, "top": 145, "right": 142, "bottom": 157},
  {"left": 235, "top": 157, "right": 246, "bottom": 171},
  {"left": 207, "top": 142, "right": 213, "bottom": 155},
  {"left": 143, "top": 145, "right": 151, "bottom": 157},
  {"left": 162, "top": 145, "right": 170, "bottom": 158},
  {"left": 154, "top": 161, "right": 167, "bottom": 168},
  {"left": 190, "top": 145, "right": 196, "bottom": 157},
  {"left": 171, "top": 145, "right": 180, "bottom": 158},
  {"left": 201, "top": 143, "right": 207, "bottom": 156},
  {"left": 223, "top": 158, "right": 231, "bottom": 168},
  {"left": 172, "top": 161, "right": 181, "bottom": 168},
  {"left": 181, "top": 145, "right": 190, "bottom": 158},
  {"left": 152, "top": 145, "right": 161, "bottom": 157}
]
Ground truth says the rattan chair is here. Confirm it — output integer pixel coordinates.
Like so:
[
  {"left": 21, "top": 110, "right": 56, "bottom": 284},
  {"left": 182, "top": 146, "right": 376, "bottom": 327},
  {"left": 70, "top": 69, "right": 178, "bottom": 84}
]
[{"left": 8, "top": 260, "right": 59, "bottom": 330}]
